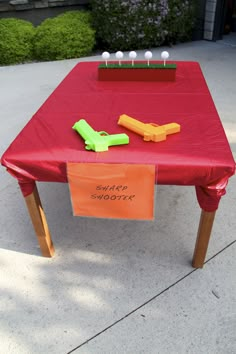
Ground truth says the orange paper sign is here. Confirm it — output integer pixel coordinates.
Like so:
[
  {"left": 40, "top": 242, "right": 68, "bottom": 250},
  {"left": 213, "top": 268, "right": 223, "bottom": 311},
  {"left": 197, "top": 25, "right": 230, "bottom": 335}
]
[{"left": 67, "top": 163, "right": 155, "bottom": 220}]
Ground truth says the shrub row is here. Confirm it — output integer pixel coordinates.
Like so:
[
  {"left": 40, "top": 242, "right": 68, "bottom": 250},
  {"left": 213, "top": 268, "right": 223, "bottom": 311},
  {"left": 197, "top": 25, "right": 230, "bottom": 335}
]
[
  {"left": 91, "top": 0, "right": 196, "bottom": 51},
  {"left": 0, "top": 18, "right": 35, "bottom": 65},
  {"left": 0, "top": 1, "right": 197, "bottom": 65},
  {"left": 0, "top": 11, "right": 95, "bottom": 65}
]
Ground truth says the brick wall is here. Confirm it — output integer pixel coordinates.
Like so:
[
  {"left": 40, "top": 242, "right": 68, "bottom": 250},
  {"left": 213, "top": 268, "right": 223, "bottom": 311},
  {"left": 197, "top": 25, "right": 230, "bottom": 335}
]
[{"left": 204, "top": 0, "right": 217, "bottom": 40}]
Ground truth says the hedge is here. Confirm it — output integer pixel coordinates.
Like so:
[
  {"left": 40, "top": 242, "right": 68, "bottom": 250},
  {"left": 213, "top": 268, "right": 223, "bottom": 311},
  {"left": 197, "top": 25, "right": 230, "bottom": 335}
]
[
  {"left": 0, "top": 18, "right": 35, "bottom": 65},
  {"left": 33, "top": 11, "right": 95, "bottom": 61},
  {"left": 91, "top": 0, "right": 196, "bottom": 51}
]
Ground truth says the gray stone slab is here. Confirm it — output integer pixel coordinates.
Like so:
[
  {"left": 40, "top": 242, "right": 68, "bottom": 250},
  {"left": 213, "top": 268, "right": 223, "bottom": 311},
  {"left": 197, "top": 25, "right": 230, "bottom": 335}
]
[{"left": 75, "top": 242, "right": 236, "bottom": 354}]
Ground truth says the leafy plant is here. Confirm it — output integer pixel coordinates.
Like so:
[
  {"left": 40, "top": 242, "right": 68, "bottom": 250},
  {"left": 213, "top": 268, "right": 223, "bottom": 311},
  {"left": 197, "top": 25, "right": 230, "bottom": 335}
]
[
  {"left": 56, "top": 10, "right": 92, "bottom": 24},
  {"left": 91, "top": 0, "right": 196, "bottom": 51},
  {"left": 33, "top": 11, "right": 95, "bottom": 61},
  {"left": 164, "top": 0, "right": 196, "bottom": 44},
  {"left": 0, "top": 18, "right": 35, "bottom": 65}
]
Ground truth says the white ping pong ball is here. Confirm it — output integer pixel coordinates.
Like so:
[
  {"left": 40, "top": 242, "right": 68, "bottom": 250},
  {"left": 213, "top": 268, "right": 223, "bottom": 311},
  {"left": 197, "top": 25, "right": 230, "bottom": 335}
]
[
  {"left": 129, "top": 51, "right": 137, "bottom": 59},
  {"left": 144, "top": 51, "right": 153, "bottom": 60},
  {"left": 102, "top": 52, "right": 110, "bottom": 60},
  {"left": 115, "top": 51, "right": 124, "bottom": 59},
  {"left": 161, "top": 51, "right": 169, "bottom": 60}
]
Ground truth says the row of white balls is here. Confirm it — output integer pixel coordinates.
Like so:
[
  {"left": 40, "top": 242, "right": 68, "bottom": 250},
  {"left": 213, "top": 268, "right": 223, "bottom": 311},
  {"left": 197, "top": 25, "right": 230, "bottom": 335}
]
[{"left": 102, "top": 50, "right": 170, "bottom": 61}]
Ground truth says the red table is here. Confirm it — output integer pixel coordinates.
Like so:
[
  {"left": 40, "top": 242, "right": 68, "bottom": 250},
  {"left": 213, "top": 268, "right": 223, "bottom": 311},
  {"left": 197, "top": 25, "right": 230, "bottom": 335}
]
[{"left": 1, "top": 62, "right": 235, "bottom": 267}]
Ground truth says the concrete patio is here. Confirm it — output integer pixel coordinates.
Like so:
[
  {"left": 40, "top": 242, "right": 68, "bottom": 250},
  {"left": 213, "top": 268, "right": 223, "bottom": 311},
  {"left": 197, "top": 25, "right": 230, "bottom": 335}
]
[{"left": 0, "top": 35, "right": 236, "bottom": 353}]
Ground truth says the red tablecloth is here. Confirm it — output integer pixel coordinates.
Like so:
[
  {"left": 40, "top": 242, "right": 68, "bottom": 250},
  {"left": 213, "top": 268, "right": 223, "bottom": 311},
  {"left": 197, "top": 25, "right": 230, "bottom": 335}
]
[{"left": 1, "top": 62, "right": 235, "bottom": 211}]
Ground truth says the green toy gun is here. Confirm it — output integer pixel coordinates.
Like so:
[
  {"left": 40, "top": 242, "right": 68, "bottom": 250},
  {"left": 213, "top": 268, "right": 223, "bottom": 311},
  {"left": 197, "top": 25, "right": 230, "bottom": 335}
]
[{"left": 72, "top": 119, "right": 129, "bottom": 152}]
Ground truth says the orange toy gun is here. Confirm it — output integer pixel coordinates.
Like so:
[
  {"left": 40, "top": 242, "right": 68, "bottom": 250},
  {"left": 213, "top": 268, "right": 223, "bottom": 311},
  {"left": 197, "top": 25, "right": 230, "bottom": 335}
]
[{"left": 118, "top": 114, "right": 180, "bottom": 142}]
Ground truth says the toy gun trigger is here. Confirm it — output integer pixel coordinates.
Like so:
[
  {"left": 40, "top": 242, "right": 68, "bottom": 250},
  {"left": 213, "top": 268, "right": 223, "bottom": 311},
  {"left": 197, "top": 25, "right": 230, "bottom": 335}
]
[
  {"left": 144, "top": 124, "right": 160, "bottom": 141},
  {"left": 98, "top": 131, "right": 109, "bottom": 136},
  {"left": 84, "top": 140, "right": 93, "bottom": 150},
  {"left": 143, "top": 132, "right": 152, "bottom": 141},
  {"left": 73, "top": 119, "right": 129, "bottom": 152}
]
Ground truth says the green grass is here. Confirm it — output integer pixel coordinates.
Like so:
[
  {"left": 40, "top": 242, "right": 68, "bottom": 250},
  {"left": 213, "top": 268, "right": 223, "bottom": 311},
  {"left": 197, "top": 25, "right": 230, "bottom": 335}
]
[{"left": 99, "top": 63, "right": 177, "bottom": 69}]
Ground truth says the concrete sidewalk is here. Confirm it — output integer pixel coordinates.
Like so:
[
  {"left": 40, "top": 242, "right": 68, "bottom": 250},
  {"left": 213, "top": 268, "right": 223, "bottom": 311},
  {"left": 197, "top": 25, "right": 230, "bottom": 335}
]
[{"left": 0, "top": 36, "right": 236, "bottom": 354}]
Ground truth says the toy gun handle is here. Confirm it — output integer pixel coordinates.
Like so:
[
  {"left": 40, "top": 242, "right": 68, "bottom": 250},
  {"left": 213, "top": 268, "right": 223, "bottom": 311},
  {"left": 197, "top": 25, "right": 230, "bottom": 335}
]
[
  {"left": 118, "top": 114, "right": 180, "bottom": 142},
  {"left": 118, "top": 114, "right": 165, "bottom": 141},
  {"left": 72, "top": 119, "right": 98, "bottom": 150},
  {"left": 73, "top": 119, "right": 129, "bottom": 152},
  {"left": 118, "top": 114, "right": 148, "bottom": 137}
]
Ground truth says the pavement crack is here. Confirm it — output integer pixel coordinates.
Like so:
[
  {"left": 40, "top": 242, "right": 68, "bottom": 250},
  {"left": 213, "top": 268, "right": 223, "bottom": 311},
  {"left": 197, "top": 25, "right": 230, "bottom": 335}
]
[
  {"left": 212, "top": 289, "right": 220, "bottom": 299},
  {"left": 204, "top": 239, "right": 236, "bottom": 265},
  {"left": 67, "top": 239, "right": 236, "bottom": 353},
  {"left": 66, "top": 268, "right": 197, "bottom": 353}
]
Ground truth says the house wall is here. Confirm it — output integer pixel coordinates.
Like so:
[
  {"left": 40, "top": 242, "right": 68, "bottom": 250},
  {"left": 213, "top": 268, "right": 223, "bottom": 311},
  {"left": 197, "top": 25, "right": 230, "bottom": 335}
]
[
  {"left": 193, "top": 0, "right": 207, "bottom": 40},
  {"left": 204, "top": 0, "right": 218, "bottom": 40},
  {"left": 204, "top": 0, "right": 236, "bottom": 40},
  {"left": 0, "top": 0, "right": 90, "bottom": 24}
]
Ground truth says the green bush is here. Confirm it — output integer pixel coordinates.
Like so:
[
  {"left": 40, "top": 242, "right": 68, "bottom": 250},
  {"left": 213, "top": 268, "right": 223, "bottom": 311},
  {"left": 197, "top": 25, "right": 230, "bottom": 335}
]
[
  {"left": 56, "top": 10, "right": 92, "bottom": 24},
  {"left": 33, "top": 11, "right": 95, "bottom": 61},
  {"left": 164, "top": 0, "right": 196, "bottom": 44},
  {"left": 0, "top": 18, "right": 35, "bottom": 65},
  {"left": 91, "top": 0, "right": 196, "bottom": 51}
]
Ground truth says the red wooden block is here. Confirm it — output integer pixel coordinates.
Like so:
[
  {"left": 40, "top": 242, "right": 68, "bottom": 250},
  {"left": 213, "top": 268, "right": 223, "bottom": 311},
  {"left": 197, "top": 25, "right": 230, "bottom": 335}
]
[{"left": 98, "top": 68, "right": 176, "bottom": 81}]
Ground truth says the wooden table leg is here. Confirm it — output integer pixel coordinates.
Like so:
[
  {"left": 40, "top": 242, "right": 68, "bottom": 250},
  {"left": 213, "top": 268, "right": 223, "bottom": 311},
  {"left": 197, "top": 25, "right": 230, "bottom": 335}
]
[
  {"left": 192, "top": 210, "right": 216, "bottom": 268},
  {"left": 24, "top": 185, "right": 55, "bottom": 257}
]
